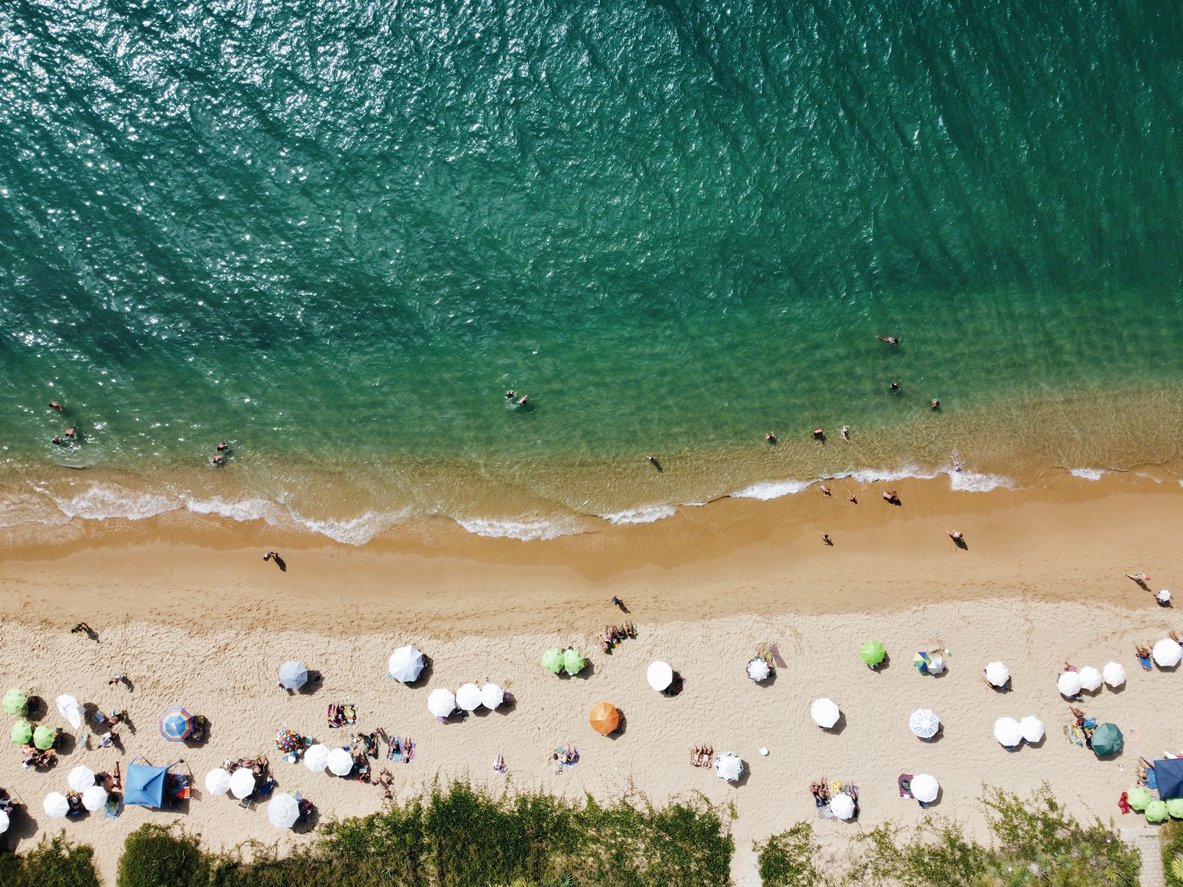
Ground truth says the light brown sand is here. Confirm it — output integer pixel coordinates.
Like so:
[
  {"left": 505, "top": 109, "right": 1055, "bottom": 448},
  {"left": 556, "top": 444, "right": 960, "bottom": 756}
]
[{"left": 0, "top": 473, "right": 1181, "bottom": 884}]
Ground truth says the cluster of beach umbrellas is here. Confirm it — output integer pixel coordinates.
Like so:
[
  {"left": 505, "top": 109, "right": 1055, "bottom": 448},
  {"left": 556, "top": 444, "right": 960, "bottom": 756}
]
[
  {"left": 992, "top": 716, "right": 1044, "bottom": 748},
  {"left": 1058, "top": 661, "right": 1127, "bottom": 697},
  {"left": 42, "top": 765, "right": 108, "bottom": 819},
  {"left": 426, "top": 683, "right": 506, "bottom": 719},
  {"left": 543, "top": 648, "right": 587, "bottom": 676}
]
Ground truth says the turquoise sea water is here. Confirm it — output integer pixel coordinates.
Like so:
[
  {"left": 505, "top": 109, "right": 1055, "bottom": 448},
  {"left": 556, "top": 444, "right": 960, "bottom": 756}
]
[{"left": 2, "top": 0, "right": 1183, "bottom": 541}]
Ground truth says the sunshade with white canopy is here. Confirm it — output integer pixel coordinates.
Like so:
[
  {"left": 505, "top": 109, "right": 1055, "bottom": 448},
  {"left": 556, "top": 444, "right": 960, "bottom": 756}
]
[
  {"left": 1153, "top": 638, "right": 1183, "bottom": 668},
  {"left": 68, "top": 764, "right": 96, "bottom": 792},
  {"left": 268, "top": 792, "right": 301, "bottom": 829},
  {"left": 984, "top": 661, "right": 1009, "bottom": 688},
  {"left": 994, "top": 717, "right": 1024, "bottom": 748},
  {"left": 229, "top": 767, "right": 257, "bottom": 799},
  {"left": 1057, "top": 671, "right": 1083, "bottom": 697},
  {"left": 56, "top": 694, "right": 82, "bottom": 730},
  {"left": 811, "top": 698, "right": 840, "bottom": 729},
  {"left": 480, "top": 683, "right": 504, "bottom": 709},
  {"left": 647, "top": 661, "right": 674, "bottom": 692},
  {"left": 1103, "top": 661, "right": 1127, "bottom": 687},
  {"left": 909, "top": 708, "right": 940, "bottom": 739},
  {"left": 205, "top": 768, "right": 233, "bottom": 795},
  {"left": 830, "top": 793, "right": 856, "bottom": 819},
  {"left": 714, "top": 752, "right": 744, "bottom": 782},
  {"left": 428, "top": 688, "right": 456, "bottom": 719},
  {"left": 1078, "top": 666, "right": 1102, "bottom": 692},
  {"left": 279, "top": 661, "right": 308, "bottom": 690},
  {"left": 911, "top": 774, "right": 939, "bottom": 804},
  {"left": 747, "top": 657, "right": 771, "bottom": 682},
  {"left": 388, "top": 645, "right": 425, "bottom": 683},
  {"left": 1019, "top": 715, "right": 1045, "bottom": 743},
  {"left": 456, "top": 683, "right": 483, "bottom": 712},
  {"left": 304, "top": 744, "right": 331, "bottom": 772},
  {"left": 327, "top": 747, "right": 354, "bottom": 777},
  {"left": 82, "top": 785, "right": 108, "bottom": 812},
  {"left": 0, "top": 809, "right": 8, "bottom": 834},
  {"left": 44, "top": 792, "right": 69, "bottom": 818}
]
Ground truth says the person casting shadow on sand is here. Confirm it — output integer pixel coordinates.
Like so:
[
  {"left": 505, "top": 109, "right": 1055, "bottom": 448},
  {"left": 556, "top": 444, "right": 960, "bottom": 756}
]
[
  {"left": 263, "top": 551, "right": 287, "bottom": 572},
  {"left": 948, "top": 531, "right": 967, "bottom": 550}
]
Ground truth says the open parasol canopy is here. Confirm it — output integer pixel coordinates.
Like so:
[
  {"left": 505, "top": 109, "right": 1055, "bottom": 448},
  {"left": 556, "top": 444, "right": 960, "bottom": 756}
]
[
  {"left": 480, "top": 683, "right": 504, "bottom": 709},
  {"left": 984, "top": 662, "right": 1009, "bottom": 687},
  {"left": 1019, "top": 716, "right": 1045, "bottom": 743},
  {"left": 994, "top": 717, "right": 1023, "bottom": 748},
  {"left": 56, "top": 694, "right": 82, "bottom": 730},
  {"left": 830, "top": 793, "right": 855, "bottom": 819},
  {"left": 427, "top": 688, "right": 456, "bottom": 719},
  {"left": 811, "top": 698, "right": 840, "bottom": 729},
  {"left": 911, "top": 774, "right": 939, "bottom": 804},
  {"left": 542, "top": 648, "right": 564, "bottom": 674},
  {"left": 714, "top": 752, "right": 744, "bottom": 782},
  {"left": 268, "top": 792, "right": 300, "bottom": 829},
  {"left": 3, "top": 688, "right": 26, "bottom": 714},
  {"left": 1078, "top": 666, "right": 1102, "bottom": 692},
  {"left": 82, "top": 785, "right": 108, "bottom": 812},
  {"left": 860, "top": 640, "right": 886, "bottom": 666},
  {"left": 304, "top": 744, "right": 330, "bottom": 772},
  {"left": 589, "top": 702, "right": 620, "bottom": 735},
  {"left": 746, "top": 657, "right": 771, "bottom": 682},
  {"left": 159, "top": 707, "right": 194, "bottom": 742},
  {"left": 229, "top": 768, "right": 256, "bottom": 799},
  {"left": 68, "top": 765, "right": 96, "bottom": 792},
  {"left": 205, "top": 768, "right": 232, "bottom": 795},
  {"left": 909, "top": 708, "right": 940, "bottom": 739},
  {"left": 326, "top": 747, "right": 354, "bottom": 777},
  {"left": 1057, "top": 672, "right": 1082, "bottom": 697},
  {"left": 11, "top": 721, "right": 32, "bottom": 746},
  {"left": 1153, "top": 638, "right": 1182, "bottom": 668},
  {"left": 33, "top": 724, "right": 56, "bottom": 750},
  {"left": 456, "top": 683, "right": 483, "bottom": 712},
  {"left": 1128, "top": 785, "right": 1153, "bottom": 811},
  {"left": 1103, "top": 661, "right": 1127, "bottom": 688},
  {"left": 388, "top": 645, "right": 425, "bottom": 683},
  {"left": 0, "top": 809, "right": 9, "bottom": 833},
  {"left": 1146, "top": 799, "right": 1169, "bottom": 823},
  {"left": 43, "top": 792, "right": 69, "bottom": 819},
  {"left": 1091, "top": 723, "right": 1123, "bottom": 756},
  {"left": 275, "top": 729, "right": 302, "bottom": 753},
  {"left": 279, "top": 661, "right": 308, "bottom": 691},
  {"left": 647, "top": 661, "right": 673, "bottom": 692},
  {"left": 562, "top": 649, "right": 587, "bottom": 675}
]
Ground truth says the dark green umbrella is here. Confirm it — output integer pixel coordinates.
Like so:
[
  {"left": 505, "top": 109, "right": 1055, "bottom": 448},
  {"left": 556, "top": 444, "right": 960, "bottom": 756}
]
[{"left": 1091, "top": 723, "right": 1123, "bottom": 756}]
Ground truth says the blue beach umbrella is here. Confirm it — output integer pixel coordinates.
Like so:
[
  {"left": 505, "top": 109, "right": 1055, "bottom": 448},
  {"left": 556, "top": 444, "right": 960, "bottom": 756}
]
[
  {"left": 159, "top": 707, "right": 194, "bottom": 742},
  {"left": 279, "top": 660, "right": 309, "bottom": 690}
]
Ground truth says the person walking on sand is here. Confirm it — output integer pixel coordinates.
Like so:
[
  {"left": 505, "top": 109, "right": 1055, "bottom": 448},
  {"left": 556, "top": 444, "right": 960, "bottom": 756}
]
[
  {"left": 820, "top": 485, "right": 831, "bottom": 496},
  {"left": 71, "top": 622, "right": 92, "bottom": 635},
  {"left": 848, "top": 491, "right": 857, "bottom": 503},
  {"left": 883, "top": 489, "right": 900, "bottom": 504},
  {"left": 822, "top": 534, "right": 832, "bottom": 546},
  {"left": 108, "top": 674, "right": 127, "bottom": 687},
  {"left": 948, "top": 531, "right": 963, "bottom": 542}
]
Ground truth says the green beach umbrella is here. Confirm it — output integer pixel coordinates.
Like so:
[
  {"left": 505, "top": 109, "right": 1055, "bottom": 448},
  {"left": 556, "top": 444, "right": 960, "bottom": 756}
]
[
  {"left": 1128, "top": 785, "right": 1153, "bottom": 811},
  {"left": 2, "top": 688, "right": 26, "bottom": 714},
  {"left": 1167, "top": 798, "right": 1183, "bottom": 820},
  {"left": 542, "top": 648, "right": 564, "bottom": 674},
  {"left": 1146, "top": 799, "right": 1169, "bottom": 823},
  {"left": 11, "top": 720, "right": 32, "bottom": 746},
  {"left": 1091, "top": 723, "right": 1123, "bottom": 757},
  {"left": 33, "top": 724, "right": 56, "bottom": 751},
  {"left": 563, "top": 649, "right": 587, "bottom": 675},
  {"left": 860, "top": 640, "right": 886, "bottom": 666}
]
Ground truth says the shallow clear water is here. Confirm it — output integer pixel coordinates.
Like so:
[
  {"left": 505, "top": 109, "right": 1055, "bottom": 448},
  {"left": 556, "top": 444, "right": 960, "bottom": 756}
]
[{"left": 2, "top": 0, "right": 1182, "bottom": 541}]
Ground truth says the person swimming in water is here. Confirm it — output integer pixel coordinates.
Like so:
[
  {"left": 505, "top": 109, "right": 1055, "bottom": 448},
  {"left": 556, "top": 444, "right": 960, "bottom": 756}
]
[
  {"left": 49, "top": 401, "right": 63, "bottom": 411},
  {"left": 930, "top": 399, "right": 940, "bottom": 410},
  {"left": 889, "top": 382, "right": 901, "bottom": 392},
  {"left": 766, "top": 432, "right": 777, "bottom": 443},
  {"left": 878, "top": 335, "right": 899, "bottom": 345},
  {"left": 840, "top": 426, "right": 849, "bottom": 442}
]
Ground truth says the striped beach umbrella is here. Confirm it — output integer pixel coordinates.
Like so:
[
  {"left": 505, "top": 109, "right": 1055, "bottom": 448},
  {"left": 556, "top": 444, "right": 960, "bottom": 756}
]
[{"left": 159, "top": 707, "right": 194, "bottom": 742}]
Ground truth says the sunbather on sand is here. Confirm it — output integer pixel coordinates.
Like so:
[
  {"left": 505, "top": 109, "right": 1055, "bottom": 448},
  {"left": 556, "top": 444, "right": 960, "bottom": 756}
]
[{"left": 1136, "top": 645, "right": 1153, "bottom": 669}]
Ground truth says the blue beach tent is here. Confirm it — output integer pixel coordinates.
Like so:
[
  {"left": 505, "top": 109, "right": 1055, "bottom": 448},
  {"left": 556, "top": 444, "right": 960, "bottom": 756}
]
[
  {"left": 124, "top": 760, "right": 172, "bottom": 808},
  {"left": 1156, "top": 758, "right": 1183, "bottom": 800}
]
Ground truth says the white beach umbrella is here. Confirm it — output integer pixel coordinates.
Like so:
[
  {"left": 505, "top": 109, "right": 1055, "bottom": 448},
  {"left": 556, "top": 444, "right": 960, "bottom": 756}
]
[
  {"left": 428, "top": 688, "right": 456, "bottom": 719},
  {"left": 303, "top": 743, "right": 331, "bottom": 772},
  {"left": 1078, "top": 666, "right": 1103, "bottom": 692},
  {"left": 229, "top": 767, "right": 257, "bottom": 799},
  {"left": 388, "top": 645, "right": 425, "bottom": 683},
  {"left": 279, "top": 660, "right": 309, "bottom": 690},
  {"left": 1153, "top": 638, "right": 1183, "bottom": 668},
  {"left": 811, "top": 698, "right": 841, "bottom": 729},
  {"left": 1103, "top": 661, "right": 1127, "bottom": 688},
  {"left": 480, "top": 683, "right": 504, "bottom": 709},
  {"left": 0, "top": 809, "right": 8, "bottom": 834},
  {"left": 1019, "top": 716, "right": 1045, "bottom": 743},
  {"left": 56, "top": 694, "right": 82, "bottom": 730},
  {"left": 1057, "top": 671, "right": 1082, "bottom": 697},
  {"left": 68, "top": 764, "right": 96, "bottom": 792},
  {"left": 456, "top": 683, "right": 483, "bottom": 712},
  {"left": 830, "top": 793, "right": 856, "bottom": 820},
  {"left": 267, "top": 792, "right": 300, "bottom": 829},
  {"left": 911, "top": 774, "right": 939, "bottom": 804},
  {"left": 909, "top": 708, "right": 940, "bottom": 739},
  {"left": 82, "top": 785, "right": 108, "bottom": 812},
  {"left": 714, "top": 752, "right": 744, "bottom": 782},
  {"left": 43, "top": 792, "right": 69, "bottom": 819},
  {"left": 747, "top": 657, "right": 771, "bottom": 682},
  {"left": 927, "top": 655, "right": 946, "bottom": 675},
  {"left": 326, "top": 747, "right": 354, "bottom": 777},
  {"left": 984, "top": 662, "right": 1009, "bottom": 688},
  {"left": 994, "top": 717, "right": 1024, "bottom": 748},
  {"left": 205, "top": 768, "right": 233, "bottom": 795},
  {"left": 647, "top": 661, "right": 674, "bottom": 692}
]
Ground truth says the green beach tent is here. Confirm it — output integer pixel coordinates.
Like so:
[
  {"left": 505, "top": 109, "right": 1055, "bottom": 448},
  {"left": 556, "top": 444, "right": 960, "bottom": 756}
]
[
  {"left": 1128, "top": 785, "right": 1153, "bottom": 811},
  {"left": 33, "top": 724, "right": 56, "bottom": 751},
  {"left": 563, "top": 648, "right": 587, "bottom": 675},
  {"left": 542, "top": 648, "right": 564, "bottom": 674},
  {"left": 1167, "top": 798, "right": 1183, "bottom": 819},
  {"left": 1146, "top": 799, "right": 1169, "bottom": 823},
  {"left": 11, "top": 720, "right": 32, "bottom": 746},
  {"left": 2, "top": 688, "right": 26, "bottom": 714},
  {"left": 860, "top": 640, "right": 886, "bottom": 666},
  {"left": 1091, "top": 723, "right": 1123, "bottom": 757}
]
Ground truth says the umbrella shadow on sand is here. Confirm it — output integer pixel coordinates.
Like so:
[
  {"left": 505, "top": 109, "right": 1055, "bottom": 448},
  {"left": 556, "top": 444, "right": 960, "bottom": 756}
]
[
  {"left": 298, "top": 671, "right": 324, "bottom": 695},
  {"left": 606, "top": 714, "right": 628, "bottom": 740},
  {"left": 560, "top": 662, "right": 596, "bottom": 680},
  {"left": 2, "top": 804, "right": 43, "bottom": 848},
  {"left": 823, "top": 712, "right": 848, "bottom": 736},
  {"left": 405, "top": 656, "right": 434, "bottom": 689}
]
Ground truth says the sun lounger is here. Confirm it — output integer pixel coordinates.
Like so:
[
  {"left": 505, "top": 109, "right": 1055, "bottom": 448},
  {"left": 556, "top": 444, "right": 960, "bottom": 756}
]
[{"left": 1138, "top": 654, "right": 1153, "bottom": 670}]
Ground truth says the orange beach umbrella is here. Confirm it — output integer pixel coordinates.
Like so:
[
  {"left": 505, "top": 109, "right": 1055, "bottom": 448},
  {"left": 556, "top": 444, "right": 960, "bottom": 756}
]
[{"left": 589, "top": 702, "right": 620, "bottom": 736}]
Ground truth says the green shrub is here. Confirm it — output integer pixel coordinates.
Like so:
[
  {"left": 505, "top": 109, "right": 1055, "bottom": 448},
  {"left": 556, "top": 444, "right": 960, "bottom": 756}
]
[
  {"left": 755, "top": 823, "right": 823, "bottom": 887},
  {"left": 1164, "top": 819, "right": 1183, "bottom": 887},
  {"left": 0, "top": 833, "right": 100, "bottom": 887},
  {"left": 118, "top": 823, "right": 211, "bottom": 887}
]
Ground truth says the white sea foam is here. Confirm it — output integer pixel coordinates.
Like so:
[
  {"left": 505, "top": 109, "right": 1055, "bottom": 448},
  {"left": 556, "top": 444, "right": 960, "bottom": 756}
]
[
  {"left": 455, "top": 515, "right": 583, "bottom": 541},
  {"left": 52, "top": 484, "right": 177, "bottom": 521},
  {"left": 1071, "top": 468, "right": 1105, "bottom": 481},
  {"left": 291, "top": 510, "right": 412, "bottom": 546},
  {"left": 732, "top": 479, "right": 814, "bottom": 500},
  {"left": 947, "top": 470, "right": 1013, "bottom": 492},
  {"left": 599, "top": 504, "right": 677, "bottom": 525}
]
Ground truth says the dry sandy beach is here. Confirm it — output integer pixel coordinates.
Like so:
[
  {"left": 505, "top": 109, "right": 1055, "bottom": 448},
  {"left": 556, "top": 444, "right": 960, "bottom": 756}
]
[{"left": 1, "top": 472, "right": 1182, "bottom": 884}]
